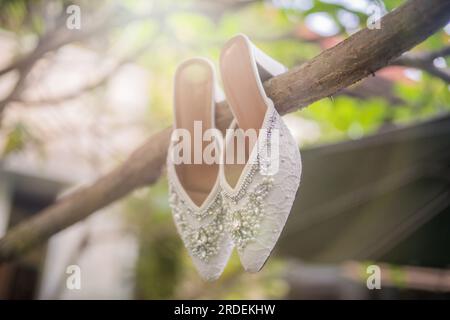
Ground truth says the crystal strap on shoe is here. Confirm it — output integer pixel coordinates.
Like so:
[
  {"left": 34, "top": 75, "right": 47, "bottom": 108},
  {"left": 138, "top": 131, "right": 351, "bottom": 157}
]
[{"left": 222, "top": 109, "right": 277, "bottom": 203}]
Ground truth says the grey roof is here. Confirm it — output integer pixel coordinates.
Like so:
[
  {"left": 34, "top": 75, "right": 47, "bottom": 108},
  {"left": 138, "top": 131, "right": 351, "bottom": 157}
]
[{"left": 278, "top": 114, "right": 450, "bottom": 267}]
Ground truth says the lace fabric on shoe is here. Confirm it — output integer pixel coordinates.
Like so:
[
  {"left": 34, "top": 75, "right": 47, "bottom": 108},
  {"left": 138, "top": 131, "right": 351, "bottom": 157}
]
[
  {"left": 220, "top": 101, "right": 302, "bottom": 272},
  {"left": 167, "top": 151, "right": 234, "bottom": 281}
]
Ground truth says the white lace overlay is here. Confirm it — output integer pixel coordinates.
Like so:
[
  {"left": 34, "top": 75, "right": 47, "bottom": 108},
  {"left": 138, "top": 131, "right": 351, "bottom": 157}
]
[
  {"left": 167, "top": 104, "right": 301, "bottom": 278},
  {"left": 221, "top": 104, "right": 302, "bottom": 272},
  {"left": 167, "top": 160, "right": 234, "bottom": 281}
]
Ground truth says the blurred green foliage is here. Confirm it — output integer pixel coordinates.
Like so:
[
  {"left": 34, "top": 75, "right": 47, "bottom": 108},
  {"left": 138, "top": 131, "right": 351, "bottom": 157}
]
[{"left": 1, "top": 0, "right": 447, "bottom": 151}]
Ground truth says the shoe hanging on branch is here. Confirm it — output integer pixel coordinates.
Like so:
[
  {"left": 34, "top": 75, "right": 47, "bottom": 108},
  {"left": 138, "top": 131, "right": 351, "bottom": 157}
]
[{"left": 0, "top": 0, "right": 449, "bottom": 263}]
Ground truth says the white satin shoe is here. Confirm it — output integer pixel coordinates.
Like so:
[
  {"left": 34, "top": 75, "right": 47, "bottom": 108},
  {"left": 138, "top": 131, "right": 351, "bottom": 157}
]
[
  {"left": 220, "top": 34, "right": 302, "bottom": 272},
  {"left": 167, "top": 58, "right": 233, "bottom": 281}
]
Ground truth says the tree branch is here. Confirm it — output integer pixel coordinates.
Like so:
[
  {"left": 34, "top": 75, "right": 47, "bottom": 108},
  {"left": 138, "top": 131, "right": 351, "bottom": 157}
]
[
  {"left": 0, "top": 1, "right": 260, "bottom": 117},
  {"left": 1, "top": 0, "right": 449, "bottom": 262},
  {"left": 391, "top": 46, "right": 450, "bottom": 83},
  {"left": 11, "top": 41, "right": 155, "bottom": 106},
  {"left": 0, "top": 10, "right": 119, "bottom": 115}
]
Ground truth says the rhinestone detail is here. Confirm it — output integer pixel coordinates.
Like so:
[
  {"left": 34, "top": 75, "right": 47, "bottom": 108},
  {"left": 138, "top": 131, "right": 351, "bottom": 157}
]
[
  {"left": 169, "top": 185, "right": 225, "bottom": 262},
  {"left": 222, "top": 163, "right": 259, "bottom": 203},
  {"left": 222, "top": 110, "right": 277, "bottom": 203},
  {"left": 168, "top": 109, "right": 279, "bottom": 258},
  {"left": 221, "top": 110, "right": 278, "bottom": 250},
  {"left": 224, "top": 177, "right": 274, "bottom": 250}
]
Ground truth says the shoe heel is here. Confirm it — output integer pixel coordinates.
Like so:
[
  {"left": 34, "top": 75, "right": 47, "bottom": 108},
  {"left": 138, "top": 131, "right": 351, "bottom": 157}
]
[{"left": 232, "top": 33, "right": 287, "bottom": 82}]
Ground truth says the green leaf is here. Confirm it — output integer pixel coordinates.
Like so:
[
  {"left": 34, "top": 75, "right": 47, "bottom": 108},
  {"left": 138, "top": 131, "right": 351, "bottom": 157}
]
[{"left": 2, "top": 122, "right": 29, "bottom": 156}]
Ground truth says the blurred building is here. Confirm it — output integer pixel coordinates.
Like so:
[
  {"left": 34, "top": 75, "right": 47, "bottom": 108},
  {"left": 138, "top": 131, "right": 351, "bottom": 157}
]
[
  {"left": 0, "top": 161, "right": 138, "bottom": 299},
  {"left": 279, "top": 114, "right": 450, "bottom": 299},
  {"left": 0, "top": 35, "right": 148, "bottom": 300}
]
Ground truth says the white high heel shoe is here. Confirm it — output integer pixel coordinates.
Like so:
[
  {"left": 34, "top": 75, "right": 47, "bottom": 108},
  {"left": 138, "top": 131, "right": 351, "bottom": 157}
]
[
  {"left": 220, "top": 34, "right": 302, "bottom": 272},
  {"left": 167, "top": 58, "right": 233, "bottom": 281}
]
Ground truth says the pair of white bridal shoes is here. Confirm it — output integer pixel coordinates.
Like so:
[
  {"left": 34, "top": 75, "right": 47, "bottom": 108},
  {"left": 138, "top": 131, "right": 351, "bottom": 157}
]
[{"left": 167, "top": 34, "right": 302, "bottom": 281}]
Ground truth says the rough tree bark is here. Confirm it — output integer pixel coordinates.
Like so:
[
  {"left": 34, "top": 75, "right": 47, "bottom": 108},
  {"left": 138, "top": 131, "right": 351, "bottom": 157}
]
[{"left": 0, "top": 0, "right": 449, "bottom": 262}]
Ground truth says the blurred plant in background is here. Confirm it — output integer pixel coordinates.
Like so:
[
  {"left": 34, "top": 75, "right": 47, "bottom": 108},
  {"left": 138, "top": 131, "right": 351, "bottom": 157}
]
[{"left": 0, "top": 0, "right": 448, "bottom": 299}]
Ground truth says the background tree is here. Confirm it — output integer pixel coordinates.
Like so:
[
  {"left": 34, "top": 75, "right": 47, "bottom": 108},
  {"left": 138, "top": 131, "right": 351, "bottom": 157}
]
[{"left": 0, "top": 0, "right": 449, "bottom": 298}]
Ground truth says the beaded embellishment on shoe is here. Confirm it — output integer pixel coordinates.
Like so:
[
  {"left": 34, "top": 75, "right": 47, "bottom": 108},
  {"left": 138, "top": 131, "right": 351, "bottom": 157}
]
[
  {"left": 169, "top": 184, "right": 226, "bottom": 262},
  {"left": 224, "top": 177, "right": 274, "bottom": 250},
  {"left": 221, "top": 110, "right": 280, "bottom": 250},
  {"left": 220, "top": 104, "right": 301, "bottom": 272}
]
